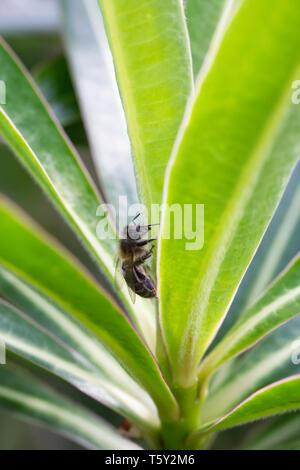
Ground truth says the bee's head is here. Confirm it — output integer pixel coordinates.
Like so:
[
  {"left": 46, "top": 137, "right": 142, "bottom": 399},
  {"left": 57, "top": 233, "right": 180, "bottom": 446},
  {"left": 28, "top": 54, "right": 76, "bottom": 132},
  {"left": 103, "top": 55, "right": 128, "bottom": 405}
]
[{"left": 126, "top": 223, "right": 149, "bottom": 240}]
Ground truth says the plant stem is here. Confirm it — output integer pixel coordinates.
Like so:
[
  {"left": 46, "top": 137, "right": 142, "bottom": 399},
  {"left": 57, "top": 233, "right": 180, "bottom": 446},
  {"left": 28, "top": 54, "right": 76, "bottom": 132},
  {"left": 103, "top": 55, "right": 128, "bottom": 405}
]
[{"left": 159, "top": 382, "right": 203, "bottom": 449}]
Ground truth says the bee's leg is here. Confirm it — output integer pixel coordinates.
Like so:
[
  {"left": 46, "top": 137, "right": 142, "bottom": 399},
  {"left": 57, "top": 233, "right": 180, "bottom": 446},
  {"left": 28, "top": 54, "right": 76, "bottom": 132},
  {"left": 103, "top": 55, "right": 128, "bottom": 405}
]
[
  {"left": 135, "top": 238, "right": 156, "bottom": 247},
  {"left": 135, "top": 249, "right": 153, "bottom": 266},
  {"left": 133, "top": 265, "right": 145, "bottom": 282}
]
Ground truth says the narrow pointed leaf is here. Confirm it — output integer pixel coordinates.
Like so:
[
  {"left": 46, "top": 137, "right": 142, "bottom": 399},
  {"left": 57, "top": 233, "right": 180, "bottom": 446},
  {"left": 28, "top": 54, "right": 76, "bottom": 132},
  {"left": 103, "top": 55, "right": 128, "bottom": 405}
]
[
  {"left": 98, "top": 0, "right": 193, "bottom": 207},
  {"left": 202, "top": 317, "right": 300, "bottom": 423},
  {"left": 0, "top": 36, "right": 114, "bottom": 276},
  {"left": 241, "top": 168, "right": 300, "bottom": 309},
  {"left": 0, "top": 366, "right": 141, "bottom": 450},
  {"left": 0, "top": 36, "right": 155, "bottom": 343},
  {"left": 62, "top": 0, "right": 138, "bottom": 215},
  {"left": 216, "top": 161, "right": 300, "bottom": 344},
  {"left": 185, "top": 0, "right": 234, "bottom": 76},
  {"left": 159, "top": 0, "right": 300, "bottom": 386},
  {"left": 0, "top": 198, "right": 178, "bottom": 421},
  {"left": 197, "top": 375, "right": 300, "bottom": 434},
  {"left": 0, "top": 299, "right": 159, "bottom": 430},
  {"left": 243, "top": 413, "right": 300, "bottom": 450},
  {"left": 199, "top": 255, "right": 300, "bottom": 381},
  {"left": 0, "top": 266, "right": 159, "bottom": 429}
]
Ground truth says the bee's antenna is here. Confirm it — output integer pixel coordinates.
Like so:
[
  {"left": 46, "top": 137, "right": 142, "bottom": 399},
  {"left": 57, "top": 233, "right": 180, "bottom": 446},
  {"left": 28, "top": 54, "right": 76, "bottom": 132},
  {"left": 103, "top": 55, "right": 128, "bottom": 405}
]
[{"left": 132, "top": 213, "right": 141, "bottom": 224}]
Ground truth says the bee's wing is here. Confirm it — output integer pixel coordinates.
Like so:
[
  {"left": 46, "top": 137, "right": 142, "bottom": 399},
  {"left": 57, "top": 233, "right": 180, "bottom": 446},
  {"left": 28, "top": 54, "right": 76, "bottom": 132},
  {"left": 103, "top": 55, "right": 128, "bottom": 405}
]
[
  {"left": 127, "top": 283, "right": 136, "bottom": 304},
  {"left": 115, "top": 257, "right": 136, "bottom": 304},
  {"left": 126, "top": 253, "right": 137, "bottom": 304},
  {"left": 115, "top": 257, "right": 125, "bottom": 291},
  {"left": 141, "top": 264, "right": 157, "bottom": 298}
]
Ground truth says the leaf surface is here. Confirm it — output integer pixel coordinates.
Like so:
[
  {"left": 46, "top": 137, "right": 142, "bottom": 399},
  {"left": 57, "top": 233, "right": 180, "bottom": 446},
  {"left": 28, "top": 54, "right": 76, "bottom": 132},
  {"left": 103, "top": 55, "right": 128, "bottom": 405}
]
[
  {"left": 34, "top": 55, "right": 80, "bottom": 127},
  {"left": 0, "top": 36, "right": 155, "bottom": 344},
  {"left": 159, "top": 0, "right": 300, "bottom": 385},
  {"left": 98, "top": 0, "right": 194, "bottom": 207},
  {"left": 0, "top": 266, "right": 159, "bottom": 429},
  {"left": 197, "top": 375, "right": 300, "bottom": 434},
  {"left": 62, "top": 0, "right": 138, "bottom": 217},
  {"left": 199, "top": 255, "right": 300, "bottom": 381},
  {"left": 0, "top": 198, "right": 178, "bottom": 421},
  {"left": 202, "top": 317, "right": 300, "bottom": 423},
  {"left": 243, "top": 413, "right": 300, "bottom": 450},
  {"left": 185, "top": 0, "right": 234, "bottom": 75},
  {"left": 0, "top": 366, "right": 141, "bottom": 449}
]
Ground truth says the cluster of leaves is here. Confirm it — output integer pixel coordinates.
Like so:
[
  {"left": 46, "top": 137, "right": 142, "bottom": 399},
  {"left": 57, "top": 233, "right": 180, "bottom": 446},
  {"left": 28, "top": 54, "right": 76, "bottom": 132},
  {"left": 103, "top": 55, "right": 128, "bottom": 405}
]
[{"left": 0, "top": 0, "right": 299, "bottom": 450}]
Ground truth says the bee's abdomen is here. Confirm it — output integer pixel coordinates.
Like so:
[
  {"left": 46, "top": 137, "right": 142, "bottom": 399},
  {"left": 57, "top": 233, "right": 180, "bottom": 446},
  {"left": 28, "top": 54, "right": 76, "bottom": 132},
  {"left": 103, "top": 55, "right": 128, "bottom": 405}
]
[
  {"left": 122, "top": 263, "right": 156, "bottom": 298},
  {"left": 135, "top": 281, "right": 156, "bottom": 298}
]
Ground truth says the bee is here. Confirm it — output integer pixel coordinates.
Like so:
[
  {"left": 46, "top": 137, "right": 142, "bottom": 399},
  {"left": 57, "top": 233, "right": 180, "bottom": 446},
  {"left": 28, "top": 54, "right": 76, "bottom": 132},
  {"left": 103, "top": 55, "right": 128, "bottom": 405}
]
[{"left": 115, "top": 213, "right": 158, "bottom": 303}]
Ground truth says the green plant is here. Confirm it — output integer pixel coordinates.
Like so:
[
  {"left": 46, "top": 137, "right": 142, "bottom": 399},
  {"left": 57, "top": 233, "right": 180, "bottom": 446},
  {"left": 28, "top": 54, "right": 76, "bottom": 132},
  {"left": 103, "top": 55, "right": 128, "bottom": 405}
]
[{"left": 0, "top": 0, "right": 300, "bottom": 450}]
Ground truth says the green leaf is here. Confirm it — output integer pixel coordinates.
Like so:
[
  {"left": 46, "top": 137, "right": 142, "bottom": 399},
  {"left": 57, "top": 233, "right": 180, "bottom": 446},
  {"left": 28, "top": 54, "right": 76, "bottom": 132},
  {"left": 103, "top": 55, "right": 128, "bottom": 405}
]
[
  {"left": 214, "top": 161, "right": 300, "bottom": 345},
  {"left": 0, "top": 366, "right": 141, "bottom": 450},
  {"left": 197, "top": 375, "right": 300, "bottom": 435},
  {"left": 243, "top": 413, "right": 300, "bottom": 450},
  {"left": 0, "top": 198, "right": 178, "bottom": 422},
  {"left": 198, "top": 255, "right": 300, "bottom": 382},
  {"left": 0, "top": 298, "right": 159, "bottom": 430},
  {"left": 0, "top": 36, "right": 155, "bottom": 343},
  {"left": 185, "top": 0, "right": 234, "bottom": 76},
  {"left": 158, "top": 0, "right": 300, "bottom": 386},
  {"left": 0, "top": 37, "right": 114, "bottom": 280},
  {"left": 0, "top": 266, "right": 159, "bottom": 430},
  {"left": 98, "top": 0, "right": 194, "bottom": 207},
  {"left": 62, "top": 0, "right": 138, "bottom": 215},
  {"left": 33, "top": 55, "right": 80, "bottom": 127},
  {"left": 202, "top": 317, "right": 300, "bottom": 423},
  {"left": 240, "top": 170, "right": 300, "bottom": 312}
]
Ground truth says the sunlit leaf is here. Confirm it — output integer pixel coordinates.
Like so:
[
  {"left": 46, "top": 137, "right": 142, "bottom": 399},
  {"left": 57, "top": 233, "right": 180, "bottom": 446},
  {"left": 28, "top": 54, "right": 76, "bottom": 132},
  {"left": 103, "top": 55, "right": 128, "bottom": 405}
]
[
  {"left": 159, "top": 0, "right": 300, "bottom": 386},
  {"left": 0, "top": 36, "right": 115, "bottom": 282},
  {"left": 98, "top": 0, "right": 193, "bottom": 207},
  {"left": 0, "top": 36, "right": 155, "bottom": 344}
]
